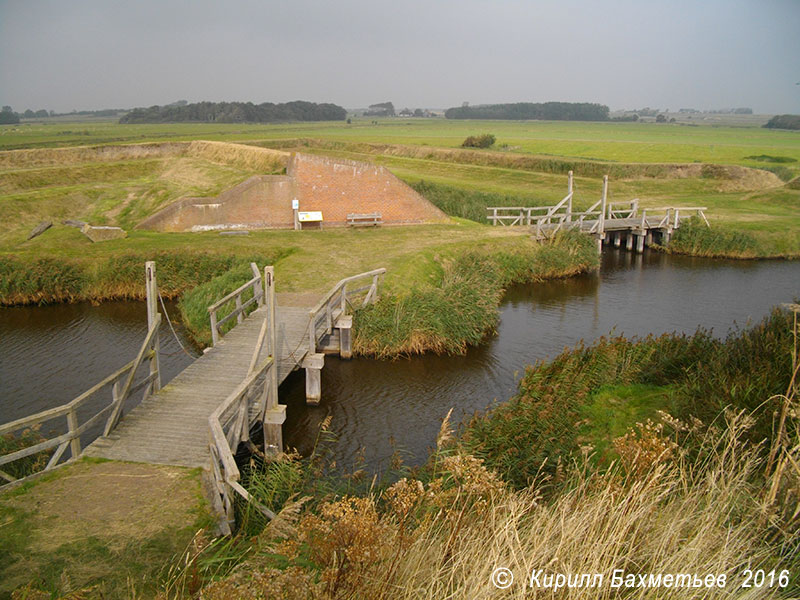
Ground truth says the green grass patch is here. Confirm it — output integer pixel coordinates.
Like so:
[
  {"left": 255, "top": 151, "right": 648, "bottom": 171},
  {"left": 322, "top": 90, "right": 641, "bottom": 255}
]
[
  {"left": 410, "top": 179, "right": 534, "bottom": 223},
  {"left": 578, "top": 383, "right": 676, "bottom": 463},
  {"left": 178, "top": 257, "right": 282, "bottom": 346}
]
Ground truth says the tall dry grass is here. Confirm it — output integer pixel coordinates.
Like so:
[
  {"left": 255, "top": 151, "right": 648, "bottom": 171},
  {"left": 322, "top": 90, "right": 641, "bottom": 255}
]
[{"left": 173, "top": 405, "right": 798, "bottom": 600}]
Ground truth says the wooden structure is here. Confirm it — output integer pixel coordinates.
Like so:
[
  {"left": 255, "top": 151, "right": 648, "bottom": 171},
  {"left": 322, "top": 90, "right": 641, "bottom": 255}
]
[
  {"left": 0, "top": 263, "right": 162, "bottom": 486},
  {"left": 487, "top": 171, "right": 709, "bottom": 253},
  {"left": 347, "top": 212, "right": 383, "bottom": 227},
  {"left": 0, "top": 262, "right": 385, "bottom": 532}
]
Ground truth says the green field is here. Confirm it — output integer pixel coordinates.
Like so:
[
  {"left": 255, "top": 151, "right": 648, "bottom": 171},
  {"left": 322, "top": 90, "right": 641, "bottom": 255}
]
[
  {"left": 1, "top": 116, "right": 799, "bottom": 264},
  {"left": 4, "top": 117, "right": 800, "bottom": 167}
]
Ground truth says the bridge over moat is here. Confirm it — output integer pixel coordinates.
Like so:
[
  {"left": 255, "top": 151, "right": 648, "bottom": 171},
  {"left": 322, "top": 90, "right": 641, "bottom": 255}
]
[
  {"left": 1, "top": 262, "right": 385, "bottom": 531},
  {"left": 488, "top": 171, "right": 709, "bottom": 253}
]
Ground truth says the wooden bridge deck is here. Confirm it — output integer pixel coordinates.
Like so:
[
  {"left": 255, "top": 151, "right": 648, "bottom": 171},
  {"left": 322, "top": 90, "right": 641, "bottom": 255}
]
[{"left": 84, "top": 305, "right": 310, "bottom": 468}]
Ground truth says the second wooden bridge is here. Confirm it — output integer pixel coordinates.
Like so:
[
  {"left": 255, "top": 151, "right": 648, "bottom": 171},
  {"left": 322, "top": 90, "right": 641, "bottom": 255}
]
[{"left": 487, "top": 171, "right": 710, "bottom": 253}]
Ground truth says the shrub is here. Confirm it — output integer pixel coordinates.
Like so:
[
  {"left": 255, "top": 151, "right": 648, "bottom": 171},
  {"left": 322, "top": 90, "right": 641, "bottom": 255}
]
[{"left": 461, "top": 134, "right": 495, "bottom": 148}]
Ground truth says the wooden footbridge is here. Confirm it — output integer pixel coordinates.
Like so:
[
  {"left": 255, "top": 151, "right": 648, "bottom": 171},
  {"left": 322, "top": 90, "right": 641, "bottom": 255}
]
[
  {"left": 0, "top": 262, "right": 385, "bottom": 531},
  {"left": 488, "top": 171, "right": 710, "bottom": 252}
]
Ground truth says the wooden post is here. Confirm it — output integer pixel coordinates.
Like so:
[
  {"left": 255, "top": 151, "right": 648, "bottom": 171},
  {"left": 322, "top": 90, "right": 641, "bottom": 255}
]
[
  {"left": 235, "top": 295, "right": 243, "bottom": 324},
  {"left": 599, "top": 175, "right": 607, "bottom": 238},
  {"left": 636, "top": 234, "right": 645, "bottom": 253},
  {"left": 210, "top": 311, "right": 219, "bottom": 346},
  {"left": 67, "top": 407, "right": 81, "bottom": 459},
  {"left": 614, "top": 232, "right": 621, "bottom": 248},
  {"left": 626, "top": 232, "right": 634, "bottom": 251},
  {"left": 336, "top": 315, "right": 353, "bottom": 359},
  {"left": 145, "top": 261, "right": 161, "bottom": 393},
  {"left": 262, "top": 266, "right": 284, "bottom": 453},
  {"left": 566, "top": 170, "right": 573, "bottom": 223},
  {"left": 251, "top": 263, "right": 264, "bottom": 307},
  {"left": 303, "top": 353, "right": 324, "bottom": 405}
]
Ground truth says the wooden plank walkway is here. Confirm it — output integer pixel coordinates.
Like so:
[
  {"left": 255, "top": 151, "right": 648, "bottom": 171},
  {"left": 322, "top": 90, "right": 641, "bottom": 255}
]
[{"left": 84, "top": 305, "right": 311, "bottom": 468}]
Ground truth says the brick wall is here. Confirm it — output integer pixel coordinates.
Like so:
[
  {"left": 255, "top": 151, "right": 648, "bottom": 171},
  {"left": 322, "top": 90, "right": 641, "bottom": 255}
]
[
  {"left": 138, "top": 175, "right": 296, "bottom": 231},
  {"left": 289, "top": 153, "right": 447, "bottom": 226},
  {"left": 138, "top": 152, "right": 447, "bottom": 231}
]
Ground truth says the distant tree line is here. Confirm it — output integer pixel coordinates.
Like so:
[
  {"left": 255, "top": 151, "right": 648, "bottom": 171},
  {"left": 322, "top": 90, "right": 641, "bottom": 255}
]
[
  {"left": 364, "top": 102, "right": 395, "bottom": 117},
  {"left": 119, "top": 101, "right": 347, "bottom": 124},
  {"left": 763, "top": 115, "right": 800, "bottom": 131},
  {"left": 0, "top": 106, "right": 20, "bottom": 124},
  {"left": 445, "top": 102, "right": 610, "bottom": 121}
]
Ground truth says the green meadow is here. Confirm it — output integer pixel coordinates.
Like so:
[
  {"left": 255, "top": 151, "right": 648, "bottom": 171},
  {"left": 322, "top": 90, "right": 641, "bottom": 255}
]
[{"left": 1, "top": 116, "right": 799, "bottom": 265}]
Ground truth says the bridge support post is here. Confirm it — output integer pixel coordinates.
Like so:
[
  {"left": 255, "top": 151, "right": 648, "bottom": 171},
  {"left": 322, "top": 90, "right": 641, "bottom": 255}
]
[
  {"left": 626, "top": 233, "right": 634, "bottom": 252},
  {"left": 263, "top": 405, "right": 286, "bottom": 454},
  {"left": 636, "top": 233, "right": 645, "bottom": 253},
  {"left": 303, "top": 353, "right": 325, "bottom": 405},
  {"left": 336, "top": 315, "right": 353, "bottom": 359},
  {"left": 613, "top": 232, "right": 621, "bottom": 248},
  {"left": 646, "top": 231, "right": 653, "bottom": 246},
  {"left": 592, "top": 233, "right": 604, "bottom": 255}
]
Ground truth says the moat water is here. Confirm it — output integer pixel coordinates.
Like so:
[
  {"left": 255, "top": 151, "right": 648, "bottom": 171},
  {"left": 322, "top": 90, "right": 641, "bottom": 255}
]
[{"left": 1, "top": 250, "right": 798, "bottom": 471}]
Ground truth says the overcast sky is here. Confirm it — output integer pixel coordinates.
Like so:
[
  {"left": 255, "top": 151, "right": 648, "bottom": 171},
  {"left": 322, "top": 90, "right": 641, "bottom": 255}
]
[{"left": 1, "top": 0, "right": 798, "bottom": 114}]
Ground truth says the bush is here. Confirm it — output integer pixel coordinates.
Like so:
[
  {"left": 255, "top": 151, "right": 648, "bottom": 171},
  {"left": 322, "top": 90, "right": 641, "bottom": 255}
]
[
  {"left": 461, "top": 133, "right": 495, "bottom": 149},
  {"left": 763, "top": 114, "right": 800, "bottom": 131}
]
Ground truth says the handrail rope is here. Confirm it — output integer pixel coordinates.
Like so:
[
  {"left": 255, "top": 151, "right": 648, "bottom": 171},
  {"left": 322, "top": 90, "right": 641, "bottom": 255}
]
[{"left": 157, "top": 291, "right": 197, "bottom": 358}]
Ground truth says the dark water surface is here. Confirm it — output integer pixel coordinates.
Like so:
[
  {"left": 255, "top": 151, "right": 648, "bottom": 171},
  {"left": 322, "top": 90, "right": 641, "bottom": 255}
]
[{"left": 2, "top": 251, "right": 798, "bottom": 472}]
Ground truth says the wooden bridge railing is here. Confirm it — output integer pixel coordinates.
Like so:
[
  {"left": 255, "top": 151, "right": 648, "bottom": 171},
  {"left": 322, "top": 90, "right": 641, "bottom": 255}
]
[
  {"left": 208, "top": 352, "right": 278, "bottom": 534},
  {"left": 208, "top": 265, "right": 282, "bottom": 534},
  {"left": 208, "top": 263, "right": 264, "bottom": 346},
  {"left": 0, "top": 313, "right": 161, "bottom": 488},
  {"left": 607, "top": 200, "right": 639, "bottom": 220},
  {"left": 308, "top": 268, "right": 386, "bottom": 353}
]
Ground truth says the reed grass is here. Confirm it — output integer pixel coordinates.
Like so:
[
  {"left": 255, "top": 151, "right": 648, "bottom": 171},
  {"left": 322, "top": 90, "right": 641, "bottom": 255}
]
[
  {"left": 353, "top": 230, "right": 598, "bottom": 357},
  {"left": 667, "top": 217, "right": 765, "bottom": 258}
]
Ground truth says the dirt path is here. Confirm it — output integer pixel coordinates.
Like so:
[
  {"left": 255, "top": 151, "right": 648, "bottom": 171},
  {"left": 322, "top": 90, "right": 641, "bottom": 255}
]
[{"left": 0, "top": 459, "right": 212, "bottom": 598}]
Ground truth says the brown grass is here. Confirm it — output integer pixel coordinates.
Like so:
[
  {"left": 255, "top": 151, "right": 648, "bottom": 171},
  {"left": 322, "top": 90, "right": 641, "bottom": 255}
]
[
  {"left": 170, "top": 407, "right": 799, "bottom": 600},
  {"left": 0, "top": 140, "right": 289, "bottom": 172}
]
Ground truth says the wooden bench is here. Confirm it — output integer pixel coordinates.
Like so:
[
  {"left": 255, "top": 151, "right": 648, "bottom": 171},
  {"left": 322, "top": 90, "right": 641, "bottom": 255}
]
[{"left": 347, "top": 212, "right": 382, "bottom": 227}]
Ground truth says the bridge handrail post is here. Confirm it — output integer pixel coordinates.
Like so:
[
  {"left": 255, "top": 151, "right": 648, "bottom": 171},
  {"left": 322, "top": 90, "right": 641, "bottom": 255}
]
[
  {"left": 145, "top": 262, "right": 161, "bottom": 394},
  {"left": 251, "top": 263, "right": 264, "bottom": 307},
  {"left": 599, "top": 175, "right": 608, "bottom": 237},
  {"left": 566, "top": 170, "right": 573, "bottom": 223}
]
